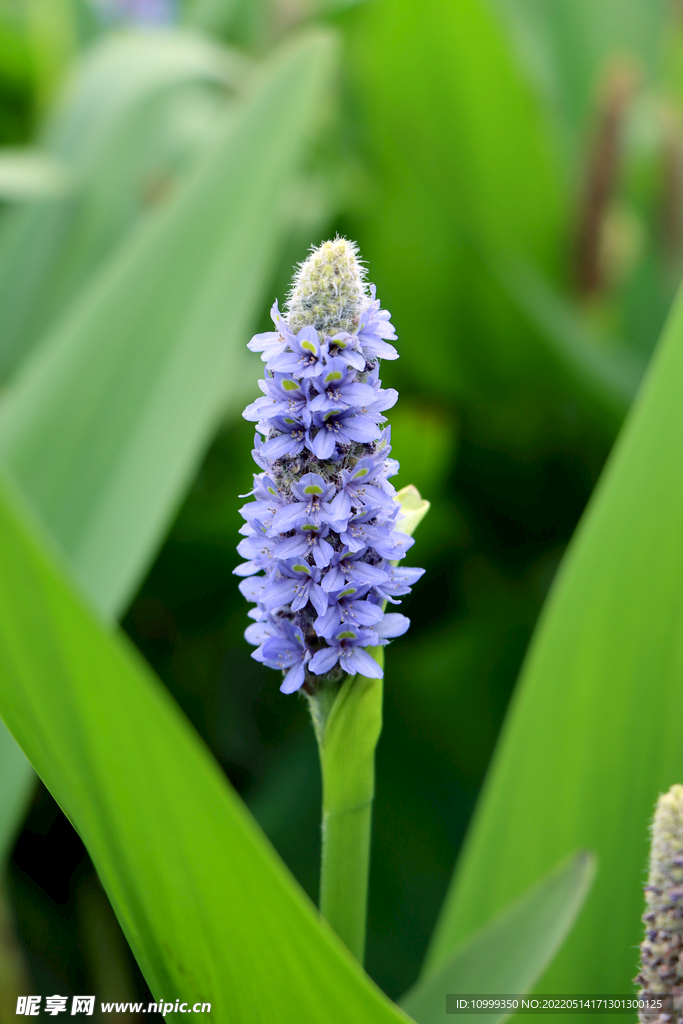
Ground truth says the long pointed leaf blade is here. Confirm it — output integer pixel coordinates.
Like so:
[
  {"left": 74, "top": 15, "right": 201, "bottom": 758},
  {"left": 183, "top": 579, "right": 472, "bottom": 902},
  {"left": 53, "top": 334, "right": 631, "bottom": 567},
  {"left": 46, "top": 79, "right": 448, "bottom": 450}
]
[
  {"left": 0, "top": 29, "right": 245, "bottom": 379},
  {"left": 424, "top": 283, "right": 683, "bottom": 994},
  {"left": 0, "top": 470, "right": 413, "bottom": 1024},
  {"left": 402, "top": 852, "right": 595, "bottom": 1024},
  {"left": 0, "top": 28, "right": 334, "bottom": 619}
]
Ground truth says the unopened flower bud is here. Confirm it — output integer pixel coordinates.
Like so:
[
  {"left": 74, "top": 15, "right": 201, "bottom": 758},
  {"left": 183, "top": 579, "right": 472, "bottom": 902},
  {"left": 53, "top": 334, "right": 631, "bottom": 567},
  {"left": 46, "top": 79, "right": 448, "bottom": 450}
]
[{"left": 285, "top": 237, "right": 367, "bottom": 335}]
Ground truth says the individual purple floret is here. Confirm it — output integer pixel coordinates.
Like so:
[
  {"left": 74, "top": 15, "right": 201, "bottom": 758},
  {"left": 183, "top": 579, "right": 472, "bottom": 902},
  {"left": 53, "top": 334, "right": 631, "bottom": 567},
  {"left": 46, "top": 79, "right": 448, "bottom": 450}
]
[{"left": 235, "top": 238, "right": 424, "bottom": 694}]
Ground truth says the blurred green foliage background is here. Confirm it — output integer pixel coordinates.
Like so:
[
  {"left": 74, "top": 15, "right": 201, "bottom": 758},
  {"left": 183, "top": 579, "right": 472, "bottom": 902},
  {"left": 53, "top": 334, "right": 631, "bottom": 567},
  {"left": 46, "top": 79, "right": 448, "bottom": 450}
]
[{"left": 0, "top": 0, "right": 680, "bottom": 1010}]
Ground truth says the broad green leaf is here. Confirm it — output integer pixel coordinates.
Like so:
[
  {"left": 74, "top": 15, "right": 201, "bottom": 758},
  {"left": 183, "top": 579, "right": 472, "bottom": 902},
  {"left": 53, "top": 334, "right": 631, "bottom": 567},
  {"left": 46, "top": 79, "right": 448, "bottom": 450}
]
[
  {"left": 0, "top": 28, "right": 335, "bottom": 619},
  {"left": 44, "top": 29, "right": 243, "bottom": 161},
  {"left": 26, "top": 0, "right": 79, "bottom": 111},
  {"left": 423, "top": 281, "right": 683, "bottom": 995},
  {"left": 0, "top": 29, "right": 246, "bottom": 379},
  {"left": 402, "top": 852, "right": 595, "bottom": 1024},
  {"left": 344, "top": 0, "right": 571, "bottom": 439},
  {"left": 186, "top": 0, "right": 241, "bottom": 35},
  {"left": 348, "top": 0, "right": 563, "bottom": 267},
  {"left": 0, "top": 472, "right": 413, "bottom": 1024},
  {"left": 316, "top": 0, "right": 370, "bottom": 12}
]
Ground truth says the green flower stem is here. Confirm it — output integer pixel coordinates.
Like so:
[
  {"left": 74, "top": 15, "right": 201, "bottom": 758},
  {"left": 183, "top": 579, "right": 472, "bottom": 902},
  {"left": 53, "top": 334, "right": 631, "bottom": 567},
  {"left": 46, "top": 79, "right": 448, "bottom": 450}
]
[{"left": 309, "top": 650, "right": 384, "bottom": 965}]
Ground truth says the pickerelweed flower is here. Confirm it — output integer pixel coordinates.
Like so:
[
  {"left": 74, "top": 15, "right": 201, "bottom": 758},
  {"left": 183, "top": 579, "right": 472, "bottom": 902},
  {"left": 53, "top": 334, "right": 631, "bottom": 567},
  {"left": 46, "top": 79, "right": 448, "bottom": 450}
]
[
  {"left": 634, "top": 785, "right": 683, "bottom": 1023},
  {"left": 235, "top": 238, "right": 424, "bottom": 694}
]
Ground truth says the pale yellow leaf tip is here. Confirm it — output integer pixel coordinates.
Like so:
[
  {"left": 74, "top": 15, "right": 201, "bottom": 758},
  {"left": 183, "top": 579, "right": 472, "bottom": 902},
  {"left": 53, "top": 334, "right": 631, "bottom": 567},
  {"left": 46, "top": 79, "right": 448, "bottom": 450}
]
[{"left": 396, "top": 485, "right": 430, "bottom": 539}]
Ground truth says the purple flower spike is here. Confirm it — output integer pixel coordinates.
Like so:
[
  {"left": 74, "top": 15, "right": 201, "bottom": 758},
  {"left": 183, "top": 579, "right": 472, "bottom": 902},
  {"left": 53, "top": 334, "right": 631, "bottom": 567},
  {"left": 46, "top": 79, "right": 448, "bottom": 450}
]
[{"left": 234, "top": 238, "right": 424, "bottom": 694}]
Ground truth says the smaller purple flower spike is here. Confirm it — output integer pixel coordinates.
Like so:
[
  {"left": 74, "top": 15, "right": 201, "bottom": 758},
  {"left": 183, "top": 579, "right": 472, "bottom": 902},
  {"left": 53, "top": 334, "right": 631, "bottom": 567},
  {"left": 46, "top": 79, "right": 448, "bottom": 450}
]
[{"left": 235, "top": 238, "right": 425, "bottom": 695}]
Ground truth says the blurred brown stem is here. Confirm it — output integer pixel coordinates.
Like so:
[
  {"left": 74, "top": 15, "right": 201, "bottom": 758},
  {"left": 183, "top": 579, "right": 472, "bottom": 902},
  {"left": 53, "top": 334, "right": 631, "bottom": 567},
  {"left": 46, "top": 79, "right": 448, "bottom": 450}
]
[{"left": 575, "top": 61, "right": 637, "bottom": 296}]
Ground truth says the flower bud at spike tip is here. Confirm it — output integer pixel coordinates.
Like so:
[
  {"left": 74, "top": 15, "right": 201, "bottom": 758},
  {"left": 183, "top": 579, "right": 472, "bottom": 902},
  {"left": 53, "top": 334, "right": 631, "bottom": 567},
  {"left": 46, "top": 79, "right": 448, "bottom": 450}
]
[
  {"left": 235, "top": 238, "right": 425, "bottom": 695},
  {"left": 635, "top": 785, "right": 683, "bottom": 1022},
  {"left": 286, "top": 237, "right": 367, "bottom": 335}
]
